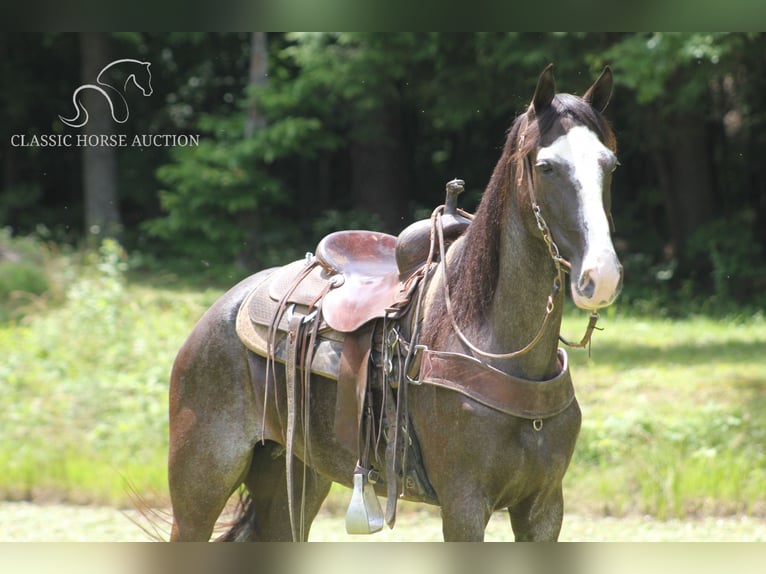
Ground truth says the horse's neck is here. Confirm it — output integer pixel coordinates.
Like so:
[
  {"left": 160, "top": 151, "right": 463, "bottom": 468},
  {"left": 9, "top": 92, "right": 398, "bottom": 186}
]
[
  {"left": 504, "top": 209, "right": 564, "bottom": 379},
  {"left": 480, "top": 206, "right": 564, "bottom": 380},
  {"left": 99, "top": 63, "right": 137, "bottom": 91}
]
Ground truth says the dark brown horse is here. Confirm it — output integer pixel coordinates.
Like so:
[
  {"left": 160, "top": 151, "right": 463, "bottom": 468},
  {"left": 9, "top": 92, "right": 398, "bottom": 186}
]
[{"left": 167, "top": 64, "right": 622, "bottom": 541}]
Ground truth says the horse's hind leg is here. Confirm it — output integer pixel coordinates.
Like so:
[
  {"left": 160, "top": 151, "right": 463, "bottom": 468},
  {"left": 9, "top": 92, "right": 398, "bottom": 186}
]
[
  {"left": 168, "top": 314, "right": 260, "bottom": 541},
  {"left": 232, "top": 442, "right": 332, "bottom": 541},
  {"left": 168, "top": 421, "right": 254, "bottom": 542}
]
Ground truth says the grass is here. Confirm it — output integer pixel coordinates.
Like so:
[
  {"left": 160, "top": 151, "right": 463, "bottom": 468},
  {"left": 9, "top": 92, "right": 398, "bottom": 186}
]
[
  {"left": 1, "top": 237, "right": 765, "bottom": 520},
  {"left": 562, "top": 310, "right": 766, "bottom": 518},
  {"left": 0, "top": 240, "right": 221, "bottom": 505}
]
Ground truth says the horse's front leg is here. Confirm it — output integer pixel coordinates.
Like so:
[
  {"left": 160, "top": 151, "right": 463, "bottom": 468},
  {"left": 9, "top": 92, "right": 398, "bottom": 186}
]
[
  {"left": 439, "top": 492, "right": 492, "bottom": 541},
  {"left": 508, "top": 485, "right": 564, "bottom": 541}
]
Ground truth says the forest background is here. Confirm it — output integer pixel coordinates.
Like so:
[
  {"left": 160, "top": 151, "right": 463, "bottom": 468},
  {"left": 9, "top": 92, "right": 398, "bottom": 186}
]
[{"left": 2, "top": 32, "right": 765, "bottom": 311}]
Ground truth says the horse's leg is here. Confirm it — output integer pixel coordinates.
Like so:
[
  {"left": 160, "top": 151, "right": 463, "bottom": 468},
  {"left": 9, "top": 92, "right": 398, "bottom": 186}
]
[
  {"left": 236, "top": 442, "right": 333, "bottom": 541},
  {"left": 508, "top": 485, "right": 564, "bottom": 541},
  {"left": 438, "top": 489, "right": 492, "bottom": 541},
  {"left": 168, "top": 371, "right": 256, "bottom": 542},
  {"left": 168, "top": 442, "right": 252, "bottom": 541},
  {"left": 168, "top": 298, "right": 260, "bottom": 542}
]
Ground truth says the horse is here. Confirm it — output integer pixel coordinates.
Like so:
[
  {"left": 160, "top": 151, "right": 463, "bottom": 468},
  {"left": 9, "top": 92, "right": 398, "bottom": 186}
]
[
  {"left": 167, "top": 64, "right": 623, "bottom": 542},
  {"left": 59, "top": 59, "right": 153, "bottom": 128}
]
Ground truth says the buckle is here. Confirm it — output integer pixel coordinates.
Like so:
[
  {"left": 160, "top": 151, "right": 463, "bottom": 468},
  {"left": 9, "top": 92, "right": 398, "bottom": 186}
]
[
  {"left": 405, "top": 344, "right": 427, "bottom": 385},
  {"left": 285, "top": 303, "right": 317, "bottom": 325}
]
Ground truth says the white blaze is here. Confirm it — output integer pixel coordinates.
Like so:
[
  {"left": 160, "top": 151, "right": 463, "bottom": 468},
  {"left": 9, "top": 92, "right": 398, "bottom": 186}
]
[{"left": 537, "top": 126, "right": 622, "bottom": 309}]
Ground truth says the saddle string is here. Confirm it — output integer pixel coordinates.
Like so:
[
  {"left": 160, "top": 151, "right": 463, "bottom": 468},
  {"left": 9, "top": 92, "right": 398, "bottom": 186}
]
[
  {"left": 262, "top": 259, "right": 317, "bottom": 444},
  {"left": 264, "top": 257, "right": 325, "bottom": 541},
  {"left": 298, "top": 294, "right": 323, "bottom": 541}
]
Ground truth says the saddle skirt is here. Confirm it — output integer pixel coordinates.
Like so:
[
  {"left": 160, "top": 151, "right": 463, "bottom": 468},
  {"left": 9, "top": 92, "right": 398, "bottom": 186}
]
[
  {"left": 235, "top": 264, "right": 345, "bottom": 380},
  {"left": 235, "top": 230, "right": 423, "bottom": 453},
  {"left": 236, "top": 230, "right": 408, "bottom": 372}
]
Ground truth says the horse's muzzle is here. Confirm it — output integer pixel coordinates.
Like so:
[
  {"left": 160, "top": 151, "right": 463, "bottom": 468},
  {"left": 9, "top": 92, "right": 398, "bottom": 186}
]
[{"left": 572, "top": 251, "right": 623, "bottom": 310}]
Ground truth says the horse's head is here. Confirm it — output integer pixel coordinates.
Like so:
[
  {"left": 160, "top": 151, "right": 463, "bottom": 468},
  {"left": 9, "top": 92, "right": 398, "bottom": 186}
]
[
  {"left": 137, "top": 62, "right": 153, "bottom": 96},
  {"left": 128, "top": 62, "right": 153, "bottom": 97},
  {"left": 519, "top": 64, "right": 622, "bottom": 311}
]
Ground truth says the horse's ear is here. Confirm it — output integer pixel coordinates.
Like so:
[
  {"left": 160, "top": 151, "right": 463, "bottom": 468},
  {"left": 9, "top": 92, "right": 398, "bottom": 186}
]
[
  {"left": 583, "top": 66, "right": 613, "bottom": 113},
  {"left": 533, "top": 63, "right": 556, "bottom": 115}
]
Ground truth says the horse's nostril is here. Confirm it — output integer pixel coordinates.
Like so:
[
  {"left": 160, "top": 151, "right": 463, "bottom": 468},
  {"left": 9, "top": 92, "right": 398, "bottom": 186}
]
[{"left": 578, "top": 272, "right": 596, "bottom": 298}]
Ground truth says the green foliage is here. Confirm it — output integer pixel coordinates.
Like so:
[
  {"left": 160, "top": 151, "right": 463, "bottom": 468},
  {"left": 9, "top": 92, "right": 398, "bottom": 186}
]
[
  {"left": 4, "top": 32, "right": 766, "bottom": 312},
  {"left": 0, "top": 240, "right": 216, "bottom": 503},
  {"left": 595, "top": 33, "right": 732, "bottom": 107},
  {"left": 563, "top": 311, "right": 766, "bottom": 518},
  {"left": 0, "top": 228, "right": 64, "bottom": 322},
  {"left": 572, "top": 407, "right": 766, "bottom": 518},
  {"left": 686, "top": 211, "right": 766, "bottom": 304}
]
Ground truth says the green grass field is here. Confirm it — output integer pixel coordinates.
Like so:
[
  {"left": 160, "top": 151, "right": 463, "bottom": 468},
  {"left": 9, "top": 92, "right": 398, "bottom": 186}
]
[{"left": 1, "top": 239, "right": 764, "bottom": 521}]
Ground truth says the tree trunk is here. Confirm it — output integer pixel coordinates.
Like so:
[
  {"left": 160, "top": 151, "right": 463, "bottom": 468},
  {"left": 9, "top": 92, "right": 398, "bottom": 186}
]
[
  {"left": 237, "top": 32, "right": 269, "bottom": 270},
  {"left": 652, "top": 112, "right": 715, "bottom": 261},
  {"left": 80, "top": 32, "right": 121, "bottom": 242}
]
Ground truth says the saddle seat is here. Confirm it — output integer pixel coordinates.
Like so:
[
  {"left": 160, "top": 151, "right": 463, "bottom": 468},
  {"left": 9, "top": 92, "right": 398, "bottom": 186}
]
[{"left": 315, "top": 230, "right": 401, "bottom": 333}]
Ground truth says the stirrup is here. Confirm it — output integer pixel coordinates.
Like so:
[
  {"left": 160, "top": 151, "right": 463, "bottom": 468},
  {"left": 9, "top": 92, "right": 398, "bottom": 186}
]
[{"left": 345, "top": 471, "right": 384, "bottom": 534}]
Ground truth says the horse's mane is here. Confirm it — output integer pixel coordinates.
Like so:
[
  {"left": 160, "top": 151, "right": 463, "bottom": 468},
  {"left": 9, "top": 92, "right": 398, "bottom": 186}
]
[{"left": 421, "top": 93, "right": 616, "bottom": 348}]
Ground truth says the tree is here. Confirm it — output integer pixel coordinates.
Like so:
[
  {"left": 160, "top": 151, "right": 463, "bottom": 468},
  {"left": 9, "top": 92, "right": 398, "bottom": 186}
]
[
  {"left": 595, "top": 33, "right": 766, "bottom": 300},
  {"left": 79, "top": 32, "right": 122, "bottom": 241},
  {"left": 237, "top": 32, "right": 269, "bottom": 269}
]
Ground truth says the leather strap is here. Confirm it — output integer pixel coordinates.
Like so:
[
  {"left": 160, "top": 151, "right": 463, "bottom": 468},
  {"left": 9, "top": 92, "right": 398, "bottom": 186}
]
[
  {"left": 285, "top": 313, "right": 303, "bottom": 541},
  {"left": 335, "top": 323, "right": 374, "bottom": 451},
  {"left": 415, "top": 348, "right": 574, "bottom": 419},
  {"left": 384, "top": 378, "right": 400, "bottom": 528}
]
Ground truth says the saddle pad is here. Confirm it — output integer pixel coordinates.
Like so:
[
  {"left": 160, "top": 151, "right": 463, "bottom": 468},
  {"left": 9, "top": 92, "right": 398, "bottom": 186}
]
[
  {"left": 236, "top": 269, "right": 344, "bottom": 380},
  {"left": 267, "top": 259, "right": 336, "bottom": 308}
]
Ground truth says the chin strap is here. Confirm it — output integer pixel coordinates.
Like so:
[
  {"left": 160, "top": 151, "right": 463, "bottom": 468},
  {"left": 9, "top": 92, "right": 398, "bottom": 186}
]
[{"left": 558, "top": 311, "right": 602, "bottom": 357}]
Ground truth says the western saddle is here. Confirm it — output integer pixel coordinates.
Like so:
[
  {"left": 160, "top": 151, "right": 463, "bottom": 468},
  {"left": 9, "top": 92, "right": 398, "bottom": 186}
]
[{"left": 235, "top": 179, "right": 471, "bottom": 536}]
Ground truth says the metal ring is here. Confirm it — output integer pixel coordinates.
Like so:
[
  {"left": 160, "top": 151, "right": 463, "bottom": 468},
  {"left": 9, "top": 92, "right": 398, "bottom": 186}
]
[
  {"left": 546, "top": 296, "right": 555, "bottom": 314},
  {"left": 533, "top": 419, "right": 543, "bottom": 432}
]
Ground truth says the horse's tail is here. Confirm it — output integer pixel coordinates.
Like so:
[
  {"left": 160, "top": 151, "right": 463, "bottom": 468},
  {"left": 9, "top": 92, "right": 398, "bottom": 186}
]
[
  {"left": 217, "top": 491, "right": 258, "bottom": 542},
  {"left": 123, "top": 478, "right": 173, "bottom": 542},
  {"left": 59, "top": 87, "right": 90, "bottom": 128}
]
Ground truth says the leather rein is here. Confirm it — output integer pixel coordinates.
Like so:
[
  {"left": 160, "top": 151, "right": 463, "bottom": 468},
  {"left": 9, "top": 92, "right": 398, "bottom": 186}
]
[{"left": 425, "top": 171, "right": 602, "bottom": 363}]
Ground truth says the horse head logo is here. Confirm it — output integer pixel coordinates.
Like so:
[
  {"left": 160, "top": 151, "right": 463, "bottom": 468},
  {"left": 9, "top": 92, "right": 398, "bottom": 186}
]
[{"left": 59, "top": 59, "right": 153, "bottom": 128}]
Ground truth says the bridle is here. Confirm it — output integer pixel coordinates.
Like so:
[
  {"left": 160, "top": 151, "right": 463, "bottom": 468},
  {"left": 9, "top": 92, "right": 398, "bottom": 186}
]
[
  {"left": 434, "top": 204, "right": 600, "bottom": 361},
  {"left": 419, "top": 137, "right": 604, "bottom": 363}
]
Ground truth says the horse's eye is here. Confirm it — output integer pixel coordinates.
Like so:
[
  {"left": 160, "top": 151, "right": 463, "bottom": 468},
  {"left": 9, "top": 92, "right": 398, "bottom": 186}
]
[{"left": 536, "top": 160, "right": 554, "bottom": 174}]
